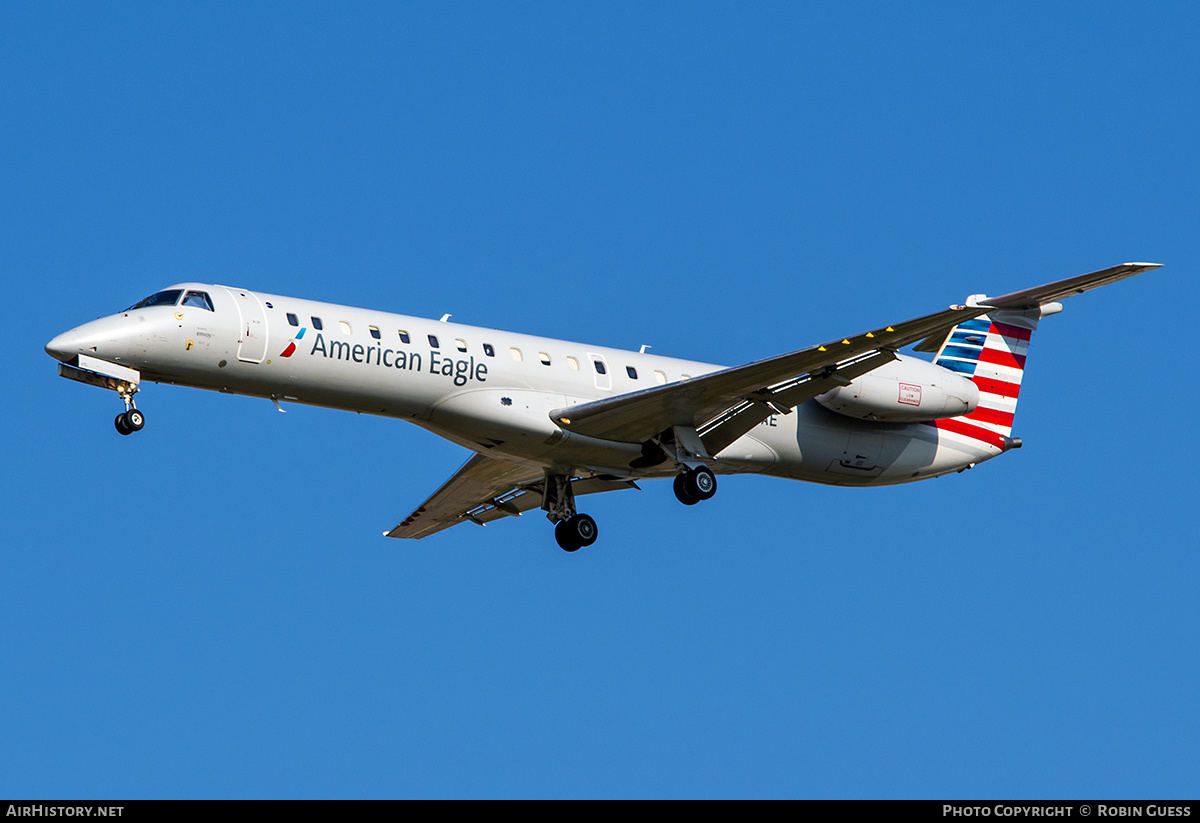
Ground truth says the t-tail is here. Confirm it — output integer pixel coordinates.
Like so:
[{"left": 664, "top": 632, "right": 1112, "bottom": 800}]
[{"left": 927, "top": 298, "right": 1064, "bottom": 450}]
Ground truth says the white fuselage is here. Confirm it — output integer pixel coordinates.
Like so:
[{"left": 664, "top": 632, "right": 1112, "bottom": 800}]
[{"left": 46, "top": 283, "right": 1002, "bottom": 486}]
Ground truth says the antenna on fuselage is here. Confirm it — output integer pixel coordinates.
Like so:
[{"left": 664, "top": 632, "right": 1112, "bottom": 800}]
[
  {"left": 639, "top": 344, "right": 651, "bottom": 354},
  {"left": 439, "top": 314, "right": 452, "bottom": 322}
]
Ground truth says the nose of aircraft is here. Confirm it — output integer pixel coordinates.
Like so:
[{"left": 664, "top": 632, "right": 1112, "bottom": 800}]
[
  {"left": 45, "top": 315, "right": 135, "bottom": 364},
  {"left": 45, "top": 330, "right": 81, "bottom": 363}
]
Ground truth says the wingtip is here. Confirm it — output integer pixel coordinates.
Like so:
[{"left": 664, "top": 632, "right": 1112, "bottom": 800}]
[{"left": 1124, "top": 262, "right": 1162, "bottom": 268}]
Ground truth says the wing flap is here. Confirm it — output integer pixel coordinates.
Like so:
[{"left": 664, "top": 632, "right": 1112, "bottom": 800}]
[{"left": 700, "top": 349, "right": 897, "bottom": 456}]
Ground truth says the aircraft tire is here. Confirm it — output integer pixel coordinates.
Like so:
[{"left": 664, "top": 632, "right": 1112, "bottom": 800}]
[
  {"left": 571, "top": 513, "right": 598, "bottom": 547},
  {"left": 125, "top": 409, "right": 145, "bottom": 431},
  {"left": 684, "top": 467, "right": 717, "bottom": 501},
  {"left": 673, "top": 474, "right": 700, "bottom": 506},
  {"left": 114, "top": 413, "right": 133, "bottom": 436},
  {"left": 555, "top": 520, "right": 581, "bottom": 552}
]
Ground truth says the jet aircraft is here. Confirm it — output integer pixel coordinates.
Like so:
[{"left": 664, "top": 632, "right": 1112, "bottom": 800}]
[{"left": 45, "top": 263, "right": 1157, "bottom": 551}]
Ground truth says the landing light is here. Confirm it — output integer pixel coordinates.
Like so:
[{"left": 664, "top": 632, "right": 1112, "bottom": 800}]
[{"left": 559, "top": 417, "right": 571, "bottom": 425}]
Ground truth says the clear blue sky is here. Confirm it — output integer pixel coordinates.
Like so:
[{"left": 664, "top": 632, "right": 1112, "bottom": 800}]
[{"left": 3, "top": 2, "right": 1197, "bottom": 798}]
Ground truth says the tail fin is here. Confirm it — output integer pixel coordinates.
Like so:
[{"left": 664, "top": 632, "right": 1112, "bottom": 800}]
[{"left": 930, "top": 299, "right": 1061, "bottom": 448}]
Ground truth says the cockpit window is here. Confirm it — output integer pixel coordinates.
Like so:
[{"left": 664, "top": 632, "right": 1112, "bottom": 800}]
[
  {"left": 182, "top": 291, "right": 214, "bottom": 311},
  {"left": 125, "top": 290, "right": 183, "bottom": 311}
]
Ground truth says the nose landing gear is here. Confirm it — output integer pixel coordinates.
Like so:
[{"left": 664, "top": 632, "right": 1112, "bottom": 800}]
[{"left": 113, "top": 385, "right": 145, "bottom": 436}]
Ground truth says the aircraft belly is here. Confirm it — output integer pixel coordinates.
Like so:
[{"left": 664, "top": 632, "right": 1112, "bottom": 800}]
[
  {"left": 760, "top": 401, "right": 996, "bottom": 487},
  {"left": 712, "top": 434, "right": 779, "bottom": 471},
  {"left": 424, "top": 388, "right": 643, "bottom": 470}
]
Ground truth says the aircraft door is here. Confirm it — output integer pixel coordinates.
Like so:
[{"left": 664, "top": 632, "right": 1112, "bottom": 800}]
[
  {"left": 588, "top": 353, "right": 611, "bottom": 391},
  {"left": 222, "top": 287, "right": 269, "bottom": 363}
]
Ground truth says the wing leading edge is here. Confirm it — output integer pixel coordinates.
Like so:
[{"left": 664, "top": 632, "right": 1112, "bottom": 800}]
[{"left": 550, "top": 263, "right": 1160, "bottom": 451}]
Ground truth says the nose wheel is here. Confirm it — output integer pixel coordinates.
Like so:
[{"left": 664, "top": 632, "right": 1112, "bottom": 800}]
[
  {"left": 114, "top": 409, "right": 145, "bottom": 435},
  {"left": 113, "top": 385, "right": 145, "bottom": 435}
]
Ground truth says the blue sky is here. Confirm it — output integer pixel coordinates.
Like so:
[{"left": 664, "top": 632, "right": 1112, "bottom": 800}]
[{"left": 3, "top": 2, "right": 1198, "bottom": 798}]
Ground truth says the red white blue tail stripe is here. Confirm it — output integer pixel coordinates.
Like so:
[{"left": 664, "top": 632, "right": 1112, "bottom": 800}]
[{"left": 925, "top": 316, "right": 1031, "bottom": 449}]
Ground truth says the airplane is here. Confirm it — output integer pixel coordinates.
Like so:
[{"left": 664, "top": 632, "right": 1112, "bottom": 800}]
[{"left": 45, "top": 262, "right": 1158, "bottom": 552}]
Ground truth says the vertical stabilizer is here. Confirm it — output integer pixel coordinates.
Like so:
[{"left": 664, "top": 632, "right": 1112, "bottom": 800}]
[{"left": 928, "top": 300, "right": 1062, "bottom": 449}]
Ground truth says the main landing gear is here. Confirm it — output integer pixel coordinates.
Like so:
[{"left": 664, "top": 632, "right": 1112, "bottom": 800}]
[
  {"left": 113, "top": 385, "right": 145, "bottom": 436},
  {"left": 540, "top": 463, "right": 718, "bottom": 552},
  {"left": 543, "top": 472, "right": 599, "bottom": 552},
  {"left": 673, "top": 465, "right": 717, "bottom": 506},
  {"left": 554, "top": 513, "right": 598, "bottom": 553}
]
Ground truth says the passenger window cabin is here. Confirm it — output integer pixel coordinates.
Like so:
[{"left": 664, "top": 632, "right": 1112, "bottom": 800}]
[
  {"left": 286, "top": 312, "right": 299, "bottom": 326},
  {"left": 311, "top": 317, "right": 323, "bottom": 330}
]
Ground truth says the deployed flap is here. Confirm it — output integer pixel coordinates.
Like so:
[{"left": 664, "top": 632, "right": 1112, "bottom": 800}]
[
  {"left": 550, "top": 262, "right": 1159, "bottom": 447},
  {"left": 699, "top": 349, "right": 896, "bottom": 456},
  {"left": 386, "top": 454, "right": 639, "bottom": 539}
]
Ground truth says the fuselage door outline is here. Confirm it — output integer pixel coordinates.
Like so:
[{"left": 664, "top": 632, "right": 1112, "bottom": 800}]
[
  {"left": 222, "top": 287, "right": 269, "bottom": 364},
  {"left": 588, "top": 352, "right": 611, "bottom": 391}
]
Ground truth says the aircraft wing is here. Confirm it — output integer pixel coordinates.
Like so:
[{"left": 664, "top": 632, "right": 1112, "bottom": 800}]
[
  {"left": 551, "top": 262, "right": 1160, "bottom": 453},
  {"left": 386, "top": 453, "right": 639, "bottom": 539}
]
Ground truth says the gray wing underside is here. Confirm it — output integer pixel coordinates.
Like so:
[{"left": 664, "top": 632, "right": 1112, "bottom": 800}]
[
  {"left": 550, "top": 263, "right": 1159, "bottom": 453},
  {"left": 386, "top": 454, "right": 639, "bottom": 539}
]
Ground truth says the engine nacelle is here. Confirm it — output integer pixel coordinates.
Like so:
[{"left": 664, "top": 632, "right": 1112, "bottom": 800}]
[{"left": 815, "top": 354, "right": 979, "bottom": 422}]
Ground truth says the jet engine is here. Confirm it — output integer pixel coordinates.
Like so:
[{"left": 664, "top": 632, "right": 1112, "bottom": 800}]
[{"left": 815, "top": 355, "right": 979, "bottom": 422}]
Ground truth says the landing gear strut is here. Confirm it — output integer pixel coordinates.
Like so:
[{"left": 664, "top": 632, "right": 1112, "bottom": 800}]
[
  {"left": 543, "top": 472, "right": 599, "bottom": 552},
  {"left": 673, "top": 465, "right": 717, "bottom": 505},
  {"left": 113, "top": 385, "right": 145, "bottom": 436}
]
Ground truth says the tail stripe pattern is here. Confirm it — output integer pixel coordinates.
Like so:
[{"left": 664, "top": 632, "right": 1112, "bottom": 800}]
[{"left": 923, "top": 315, "right": 1033, "bottom": 449}]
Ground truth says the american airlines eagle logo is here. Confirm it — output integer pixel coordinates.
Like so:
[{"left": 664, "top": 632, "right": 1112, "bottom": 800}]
[{"left": 279, "top": 327, "right": 306, "bottom": 357}]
